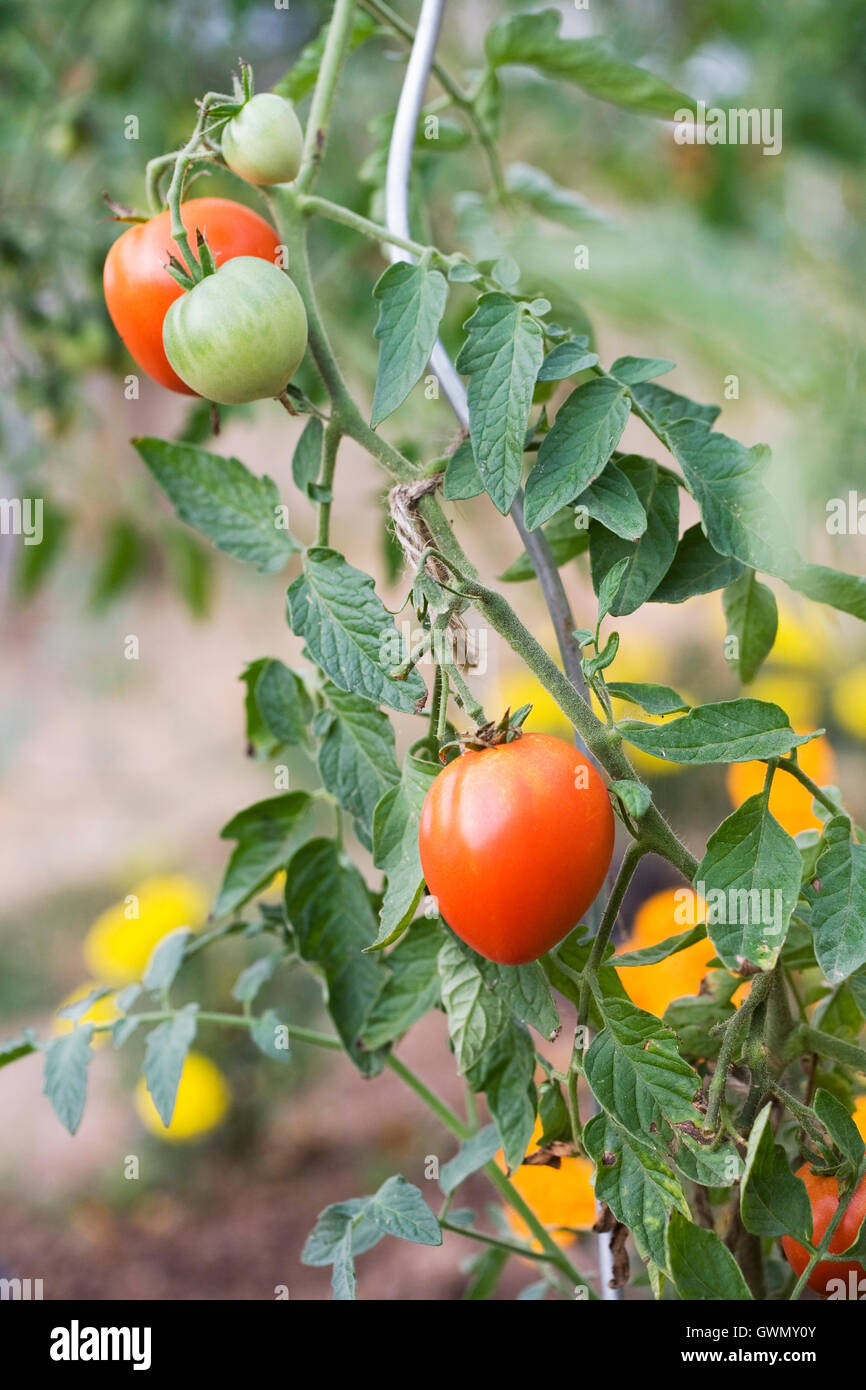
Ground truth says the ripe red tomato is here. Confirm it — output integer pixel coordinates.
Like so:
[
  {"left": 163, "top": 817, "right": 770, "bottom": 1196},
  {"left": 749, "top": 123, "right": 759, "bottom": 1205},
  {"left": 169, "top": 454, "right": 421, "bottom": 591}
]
[
  {"left": 103, "top": 197, "right": 282, "bottom": 394},
  {"left": 418, "top": 732, "right": 614, "bottom": 965},
  {"left": 781, "top": 1164, "right": 866, "bottom": 1296}
]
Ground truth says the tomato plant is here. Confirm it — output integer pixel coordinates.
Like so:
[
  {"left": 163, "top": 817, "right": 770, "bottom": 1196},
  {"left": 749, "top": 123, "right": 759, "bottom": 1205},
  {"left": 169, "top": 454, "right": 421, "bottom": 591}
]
[
  {"left": 5, "top": 0, "right": 866, "bottom": 1311},
  {"left": 221, "top": 93, "right": 304, "bottom": 187},
  {"left": 419, "top": 732, "right": 614, "bottom": 964},
  {"left": 103, "top": 197, "right": 283, "bottom": 393},
  {"left": 163, "top": 258, "right": 308, "bottom": 403}
]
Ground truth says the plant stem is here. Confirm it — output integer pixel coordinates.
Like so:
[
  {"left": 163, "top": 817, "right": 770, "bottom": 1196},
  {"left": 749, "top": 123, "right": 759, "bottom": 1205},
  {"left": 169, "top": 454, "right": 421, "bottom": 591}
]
[
  {"left": 577, "top": 839, "right": 647, "bottom": 1029},
  {"left": 773, "top": 757, "right": 846, "bottom": 820},
  {"left": 439, "top": 1220, "right": 559, "bottom": 1263},
  {"left": 316, "top": 418, "right": 342, "bottom": 546},
  {"left": 299, "top": 194, "right": 438, "bottom": 261},
  {"left": 511, "top": 491, "right": 588, "bottom": 711},
  {"left": 704, "top": 971, "right": 774, "bottom": 1135},
  {"left": 294, "top": 0, "right": 358, "bottom": 194}
]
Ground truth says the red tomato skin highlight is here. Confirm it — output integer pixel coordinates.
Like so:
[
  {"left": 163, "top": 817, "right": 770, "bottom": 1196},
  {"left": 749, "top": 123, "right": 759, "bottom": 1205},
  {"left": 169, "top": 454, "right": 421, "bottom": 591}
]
[
  {"left": 103, "top": 197, "right": 282, "bottom": 394},
  {"left": 418, "top": 733, "right": 615, "bottom": 965},
  {"left": 781, "top": 1165, "right": 866, "bottom": 1296}
]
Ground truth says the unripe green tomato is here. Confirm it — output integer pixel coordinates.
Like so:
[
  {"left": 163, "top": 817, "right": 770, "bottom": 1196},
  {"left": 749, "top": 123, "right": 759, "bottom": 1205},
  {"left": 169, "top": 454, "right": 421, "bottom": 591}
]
[
  {"left": 162, "top": 258, "right": 307, "bottom": 404},
  {"left": 221, "top": 93, "right": 303, "bottom": 186}
]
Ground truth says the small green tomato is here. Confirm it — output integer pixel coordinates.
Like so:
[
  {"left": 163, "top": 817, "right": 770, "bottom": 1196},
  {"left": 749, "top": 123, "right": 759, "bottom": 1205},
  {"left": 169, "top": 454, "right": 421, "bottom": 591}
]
[
  {"left": 162, "top": 258, "right": 307, "bottom": 405},
  {"left": 221, "top": 93, "right": 304, "bottom": 186}
]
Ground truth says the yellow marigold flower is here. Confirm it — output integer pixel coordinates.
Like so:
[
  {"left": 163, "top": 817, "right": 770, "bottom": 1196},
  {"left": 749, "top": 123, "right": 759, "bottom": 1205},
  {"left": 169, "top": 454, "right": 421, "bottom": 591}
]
[
  {"left": 499, "top": 1118, "right": 596, "bottom": 1249},
  {"left": 770, "top": 600, "right": 834, "bottom": 671},
  {"left": 134, "top": 1052, "right": 230, "bottom": 1143},
  {"left": 832, "top": 664, "right": 866, "bottom": 741},
  {"left": 84, "top": 875, "right": 209, "bottom": 985},
  {"left": 854, "top": 1096, "right": 866, "bottom": 1142},
  {"left": 617, "top": 887, "right": 713, "bottom": 1016}
]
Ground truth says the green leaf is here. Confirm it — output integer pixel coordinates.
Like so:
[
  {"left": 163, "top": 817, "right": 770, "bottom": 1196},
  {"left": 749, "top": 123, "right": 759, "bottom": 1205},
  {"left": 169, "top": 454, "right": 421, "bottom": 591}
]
[
  {"left": 464, "top": 1021, "right": 537, "bottom": 1172},
  {"left": 630, "top": 381, "right": 720, "bottom": 431},
  {"left": 143, "top": 928, "right": 191, "bottom": 993},
  {"left": 585, "top": 1111, "right": 689, "bottom": 1270},
  {"left": 661, "top": 973, "right": 737, "bottom": 1059},
  {"left": 618, "top": 699, "right": 816, "bottom": 765},
  {"left": 455, "top": 293, "right": 544, "bottom": 514},
  {"left": 609, "top": 356, "right": 675, "bottom": 386},
  {"left": 250, "top": 1008, "right": 292, "bottom": 1064},
  {"left": 649, "top": 523, "right": 745, "bottom": 604},
  {"left": 666, "top": 421, "right": 796, "bottom": 580},
  {"left": 505, "top": 162, "right": 606, "bottom": 232},
  {"left": 475, "top": 958, "right": 560, "bottom": 1040},
  {"left": 576, "top": 459, "right": 647, "bottom": 541},
  {"left": 43, "top": 1025, "right": 93, "bottom": 1135},
  {"left": 443, "top": 439, "right": 484, "bottom": 500},
  {"left": 784, "top": 560, "right": 866, "bottom": 623},
  {"left": 596, "top": 556, "right": 630, "bottom": 625},
  {"left": 215, "top": 791, "right": 313, "bottom": 917},
  {"left": 331, "top": 1229, "right": 356, "bottom": 1301},
  {"left": 589, "top": 457, "right": 679, "bottom": 615},
  {"left": 814, "top": 1089, "right": 865, "bottom": 1169},
  {"left": 524, "top": 378, "right": 630, "bottom": 530},
  {"left": 134, "top": 437, "right": 297, "bottom": 573},
  {"left": 371, "top": 262, "right": 448, "bottom": 426},
  {"left": 142, "top": 1006, "right": 198, "bottom": 1127},
  {"left": 301, "top": 1198, "right": 383, "bottom": 1266},
  {"left": 291, "top": 415, "right": 323, "bottom": 496},
  {"left": 499, "top": 507, "right": 589, "bottom": 581},
  {"left": 287, "top": 547, "right": 426, "bottom": 712},
  {"left": 609, "top": 778, "right": 653, "bottom": 821},
  {"left": 810, "top": 817, "right": 866, "bottom": 983},
  {"left": 438, "top": 935, "right": 510, "bottom": 1073},
  {"left": 537, "top": 337, "right": 599, "bottom": 381},
  {"left": 285, "top": 839, "right": 386, "bottom": 1075},
  {"left": 370, "top": 754, "right": 440, "bottom": 949},
  {"left": 696, "top": 794, "right": 802, "bottom": 970},
  {"left": 232, "top": 953, "right": 280, "bottom": 1005},
  {"left": 614, "top": 924, "right": 707, "bottom": 968},
  {"left": 255, "top": 659, "right": 314, "bottom": 748},
  {"left": 274, "top": 10, "right": 379, "bottom": 101},
  {"left": 723, "top": 570, "right": 778, "bottom": 684},
  {"left": 440, "top": 1124, "right": 501, "bottom": 1195},
  {"left": 538, "top": 1079, "right": 572, "bottom": 1144},
  {"left": 315, "top": 683, "right": 400, "bottom": 848},
  {"left": 485, "top": 9, "right": 696, "bottom": 118},
  {"left": 361, "top": 919, "right": 444, "bottom": 1049},
  {"left": 365, "top": 1175, "right": 442, "bottom": 1246},
  {"left": 606, "top": 682, "right": 690, "bottom": 716},
  {"left": 740, "top": 1105, "right": 812, "bottom": 1241},
  {"left": 584, "top": 999, "right": 702, "bottom": 1141},
  {"left": 666, "top": 1209, "right": 753, "bottom": 1300}
]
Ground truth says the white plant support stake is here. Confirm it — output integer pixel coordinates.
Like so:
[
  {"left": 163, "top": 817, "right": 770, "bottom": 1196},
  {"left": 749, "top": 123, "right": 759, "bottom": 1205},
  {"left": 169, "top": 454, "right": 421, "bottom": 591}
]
[{"left": 383, "top": 0, "right": 622, "bottom": 1303}]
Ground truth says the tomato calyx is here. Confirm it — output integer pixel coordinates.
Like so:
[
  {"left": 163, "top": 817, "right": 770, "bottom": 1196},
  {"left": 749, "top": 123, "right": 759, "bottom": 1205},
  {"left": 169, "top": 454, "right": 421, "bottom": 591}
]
[{"left": 437, "top": 703, "right": 532, "bottom": 762}]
